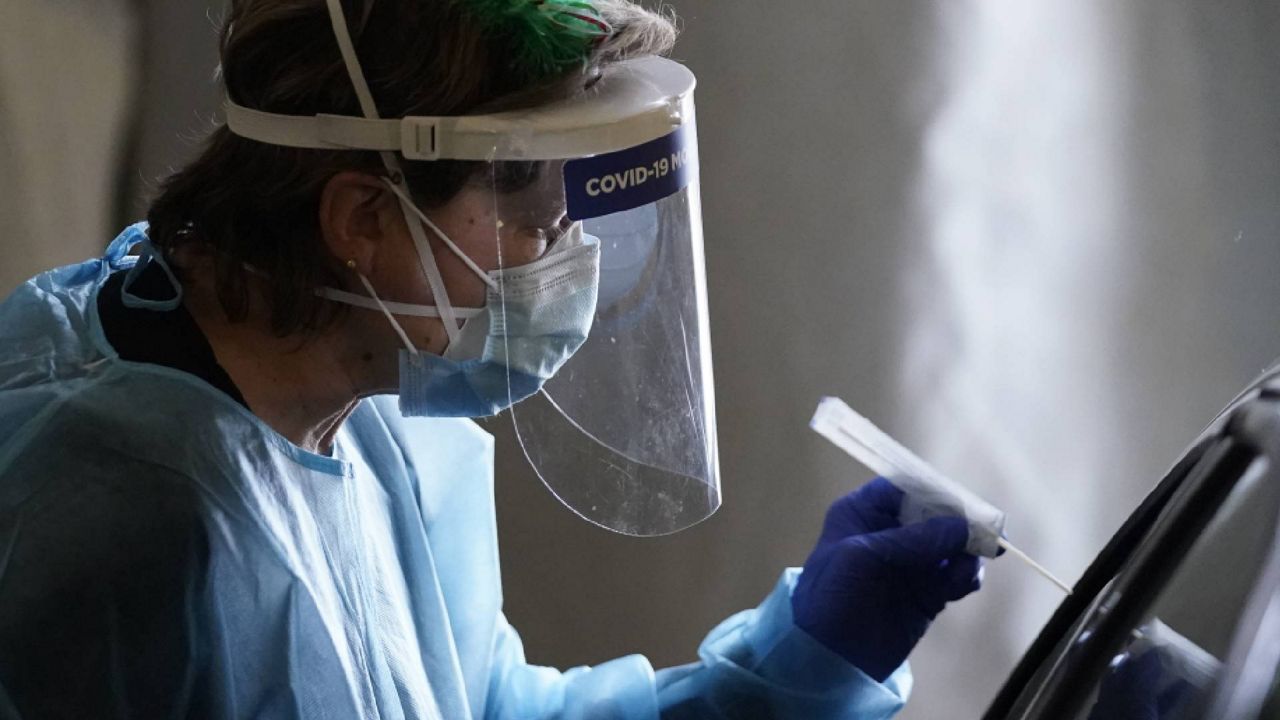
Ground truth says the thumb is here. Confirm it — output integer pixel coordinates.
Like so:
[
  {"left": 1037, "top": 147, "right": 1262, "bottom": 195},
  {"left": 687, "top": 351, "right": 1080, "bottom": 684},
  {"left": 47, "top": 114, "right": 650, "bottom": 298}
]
[{"left": 821, "top": 478, "right": 905, "bottom": 541}]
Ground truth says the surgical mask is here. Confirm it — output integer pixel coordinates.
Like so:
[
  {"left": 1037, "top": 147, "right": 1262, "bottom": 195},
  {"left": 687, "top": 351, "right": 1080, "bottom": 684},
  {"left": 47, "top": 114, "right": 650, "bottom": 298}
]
[{"left": 320, "top": 192, "right": 601, "bottom": 418}]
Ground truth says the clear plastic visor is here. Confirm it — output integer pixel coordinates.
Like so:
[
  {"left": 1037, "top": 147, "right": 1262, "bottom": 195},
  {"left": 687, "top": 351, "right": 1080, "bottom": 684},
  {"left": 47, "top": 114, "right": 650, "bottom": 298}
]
[{"left": 488, "top": 121, "right": 720, "bottom": 536}]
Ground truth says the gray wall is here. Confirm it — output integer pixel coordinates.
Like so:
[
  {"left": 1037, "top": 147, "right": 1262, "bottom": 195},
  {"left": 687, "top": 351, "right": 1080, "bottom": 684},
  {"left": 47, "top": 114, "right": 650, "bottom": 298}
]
[
  {"left": 3, "top": 2, "right": 1279, "bottom": 718},
  {"left": 0, "top": 0, "right": 138, "bottom": 294}
]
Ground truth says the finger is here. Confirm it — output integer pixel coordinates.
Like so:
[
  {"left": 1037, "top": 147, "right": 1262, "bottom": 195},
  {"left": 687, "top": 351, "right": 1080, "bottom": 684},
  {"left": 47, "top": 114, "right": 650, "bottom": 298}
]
[
  {"left": 822, "top": 477, "right": 904, "bottom": 540},
  {"left": 1157, "top": 679, "right": 1192, "bottom": 716},
  {"left": 871, "top": 516, "right": 970, "bottom": 568},
  {"left": 939, "top": 553, "right": 983, "bottom": 601}
]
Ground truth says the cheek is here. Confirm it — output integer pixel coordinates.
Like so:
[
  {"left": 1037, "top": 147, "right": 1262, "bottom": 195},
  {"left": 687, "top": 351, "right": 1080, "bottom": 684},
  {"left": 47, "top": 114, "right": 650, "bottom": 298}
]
[
  {"left": 372, "top": 218, "right": 493, "bottom": 309},
  {"left": 413, "top": 189, "right": 551, "bottom": 308},
  {"left": 432, "top": 219, "right": 547, "bottom": 305},
  {"left": 433, "top": 220, "right": 498, "bottom": 309},
  {"left": 371, "top": 237, "right": 431, "bottom": 303}
]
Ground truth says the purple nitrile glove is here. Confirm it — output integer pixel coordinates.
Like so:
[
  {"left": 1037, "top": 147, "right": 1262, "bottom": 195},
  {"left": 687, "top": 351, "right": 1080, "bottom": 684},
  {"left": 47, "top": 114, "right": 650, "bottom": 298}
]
[{"left": 792, "top": 477, "right": 983, "bottom": 682}]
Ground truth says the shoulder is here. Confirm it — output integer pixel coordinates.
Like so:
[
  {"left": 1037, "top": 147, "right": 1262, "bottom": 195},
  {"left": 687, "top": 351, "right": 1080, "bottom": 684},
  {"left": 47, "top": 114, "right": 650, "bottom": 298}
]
[
  {"left": 0, "top": 420, "right": 215, "bottom": 716},
  {"left": 0, "top": 430, "right": 211, "bottom": 639},
  {"left": 0, "top": 250, "right": 117, "bottom": 351},
  {"left": 0, "top": 370, "right": 225, "bottom": 539},
  {"left": 0, "top": 225, "right": 150, "bottom": 379},
  {"left": 1, "top": 396, "right": 212, "bottom": 537}
]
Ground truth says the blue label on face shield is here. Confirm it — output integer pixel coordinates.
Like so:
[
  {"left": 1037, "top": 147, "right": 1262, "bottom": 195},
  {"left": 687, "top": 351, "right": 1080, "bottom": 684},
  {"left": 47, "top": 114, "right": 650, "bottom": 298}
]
[{"left": 564, "top": 126, "right": 695, "bottom": 220}]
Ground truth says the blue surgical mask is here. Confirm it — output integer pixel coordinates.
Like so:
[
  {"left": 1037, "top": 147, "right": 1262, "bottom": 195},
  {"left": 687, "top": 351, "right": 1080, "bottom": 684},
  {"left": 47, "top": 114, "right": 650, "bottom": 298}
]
[
  {"left": 321, "top": 216, "right": 600, "bottom": 418},
  {"left": 400, "top": 225, "right": 600, "bottom": 417}
]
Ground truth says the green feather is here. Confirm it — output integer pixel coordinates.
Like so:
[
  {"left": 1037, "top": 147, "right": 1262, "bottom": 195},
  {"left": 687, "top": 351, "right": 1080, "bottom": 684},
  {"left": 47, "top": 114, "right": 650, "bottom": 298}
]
[{"left": 462, "top": 0, "right": 612, "bottom": 79}]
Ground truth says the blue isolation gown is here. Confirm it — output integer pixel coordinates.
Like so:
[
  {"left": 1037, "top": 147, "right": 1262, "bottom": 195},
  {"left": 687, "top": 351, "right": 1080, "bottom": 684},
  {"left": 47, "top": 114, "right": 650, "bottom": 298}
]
[{"left": 0, "top": 225, "right": 911, "bottom": 719}]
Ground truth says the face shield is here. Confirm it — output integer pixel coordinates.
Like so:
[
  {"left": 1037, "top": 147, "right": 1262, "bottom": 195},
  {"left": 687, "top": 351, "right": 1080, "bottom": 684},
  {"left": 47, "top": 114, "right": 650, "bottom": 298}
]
[
  {"left": 489, "top": 105, "right": 717, "bottom": 537},
  {"left": 223, "top": 0, "right": 719, "bottom": 536}
]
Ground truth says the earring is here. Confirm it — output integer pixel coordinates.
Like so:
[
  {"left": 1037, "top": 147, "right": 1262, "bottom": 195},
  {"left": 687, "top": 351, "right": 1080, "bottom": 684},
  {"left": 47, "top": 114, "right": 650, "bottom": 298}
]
[{"left": 346, "top": 259, "right": 358, "bottom": 270}]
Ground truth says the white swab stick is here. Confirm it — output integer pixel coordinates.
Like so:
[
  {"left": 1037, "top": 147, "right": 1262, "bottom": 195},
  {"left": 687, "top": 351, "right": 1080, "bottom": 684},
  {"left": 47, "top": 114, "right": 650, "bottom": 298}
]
[
  {"left": 811, "top": 396, "right": 1071, "bottom": 594},
  {"left": 997, "top": 538, "right": 1072, "bottom": 594}
]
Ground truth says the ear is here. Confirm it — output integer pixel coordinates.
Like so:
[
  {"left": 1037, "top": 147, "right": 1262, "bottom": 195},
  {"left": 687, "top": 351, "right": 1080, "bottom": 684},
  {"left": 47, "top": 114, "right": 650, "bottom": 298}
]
[{"left": 318, "top": 172, "right": 399, "bottom": 272}]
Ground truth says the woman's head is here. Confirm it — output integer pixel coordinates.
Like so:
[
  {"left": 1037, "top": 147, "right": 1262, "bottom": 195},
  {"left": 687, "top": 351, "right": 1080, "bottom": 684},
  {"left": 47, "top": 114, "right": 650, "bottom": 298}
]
[{"left": 147, "top": 0, "right": 676, "bottom": 338}]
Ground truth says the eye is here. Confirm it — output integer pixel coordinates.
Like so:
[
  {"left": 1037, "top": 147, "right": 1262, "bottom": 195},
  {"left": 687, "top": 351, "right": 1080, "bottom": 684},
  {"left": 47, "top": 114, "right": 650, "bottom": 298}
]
[
  {"left": 542, "top": 215, "right": 573, "bottom": 248},
  {"left": 502, "top": 211, "right": 567, "bottom": 260},
  {"left": 508, "top": 226, "right": 551, "bottom": 259}
]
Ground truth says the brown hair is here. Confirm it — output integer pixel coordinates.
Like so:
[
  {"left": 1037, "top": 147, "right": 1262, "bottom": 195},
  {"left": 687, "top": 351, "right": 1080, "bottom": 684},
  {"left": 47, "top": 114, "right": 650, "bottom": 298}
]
[{"left": 146, "top": 0, "right": 677, "bottom": 336}]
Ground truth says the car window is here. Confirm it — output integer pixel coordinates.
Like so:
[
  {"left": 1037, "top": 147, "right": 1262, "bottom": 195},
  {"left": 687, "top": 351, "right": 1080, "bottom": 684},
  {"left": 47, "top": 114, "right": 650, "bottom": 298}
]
[{"left": 1027, "top": 450, "right": 1280, "bottom": 719}]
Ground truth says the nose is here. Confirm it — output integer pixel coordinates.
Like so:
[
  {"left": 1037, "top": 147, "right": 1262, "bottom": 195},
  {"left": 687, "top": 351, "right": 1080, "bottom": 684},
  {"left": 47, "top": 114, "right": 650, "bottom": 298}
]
[{"left": 547, "top": 215, "right": 574, "bottom": 250}]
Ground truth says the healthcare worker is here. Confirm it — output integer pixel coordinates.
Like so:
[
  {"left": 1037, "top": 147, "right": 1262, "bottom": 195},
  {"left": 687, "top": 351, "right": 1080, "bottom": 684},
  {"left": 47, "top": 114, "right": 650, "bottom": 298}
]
[{"left": 0, "top": 1, "right": 983, "bottom": 718}]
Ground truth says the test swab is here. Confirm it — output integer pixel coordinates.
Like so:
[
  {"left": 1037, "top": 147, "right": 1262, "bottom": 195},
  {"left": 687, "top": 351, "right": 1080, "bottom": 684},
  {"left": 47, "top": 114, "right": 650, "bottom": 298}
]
[
  {"left": 810, "top": 396, "right": 1071, "bottom": 594},
  {"left": 995, "top": 539, "right": 1073, "bottom": 594}
]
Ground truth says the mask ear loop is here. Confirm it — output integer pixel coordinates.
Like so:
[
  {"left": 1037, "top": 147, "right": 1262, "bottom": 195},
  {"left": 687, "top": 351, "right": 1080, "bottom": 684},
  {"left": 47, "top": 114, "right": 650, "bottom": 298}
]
[
  {"left": 323, "top": 0, "right": 465, "bottom": 347},
  {"left": 381, "top": 179, "right": 500, "bottom": 292},
  {"left": 121, "top": 239, "right": 184, "bottom": 311},
  {"left": 387, "top": 177, "right": 465, "bottom": 346},
  {"left": 348, "top": 260, "right": 419, "bottom": 356}
]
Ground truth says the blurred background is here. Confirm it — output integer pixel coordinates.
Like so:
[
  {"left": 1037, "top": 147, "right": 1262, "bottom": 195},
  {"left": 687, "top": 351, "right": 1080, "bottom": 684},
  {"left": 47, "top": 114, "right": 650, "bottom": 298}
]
[{"left": 3, "top": 1, "right": 1279, "bottom": 717}]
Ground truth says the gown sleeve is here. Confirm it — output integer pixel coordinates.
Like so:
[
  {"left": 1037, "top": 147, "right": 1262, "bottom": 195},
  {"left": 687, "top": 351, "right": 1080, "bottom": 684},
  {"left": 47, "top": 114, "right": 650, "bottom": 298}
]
[{"left": 485, "top": 569, "right": 911, "bottom": 720}]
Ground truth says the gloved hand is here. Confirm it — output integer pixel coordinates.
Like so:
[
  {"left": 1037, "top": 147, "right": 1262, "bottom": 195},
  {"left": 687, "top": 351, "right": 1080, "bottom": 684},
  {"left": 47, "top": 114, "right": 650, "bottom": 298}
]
[
  {"left": 792, "top": 477, "right": 983, "bottom": 682},
  {"left": 1088, "top": 651, "right": 1192, "bottom": 720}
]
